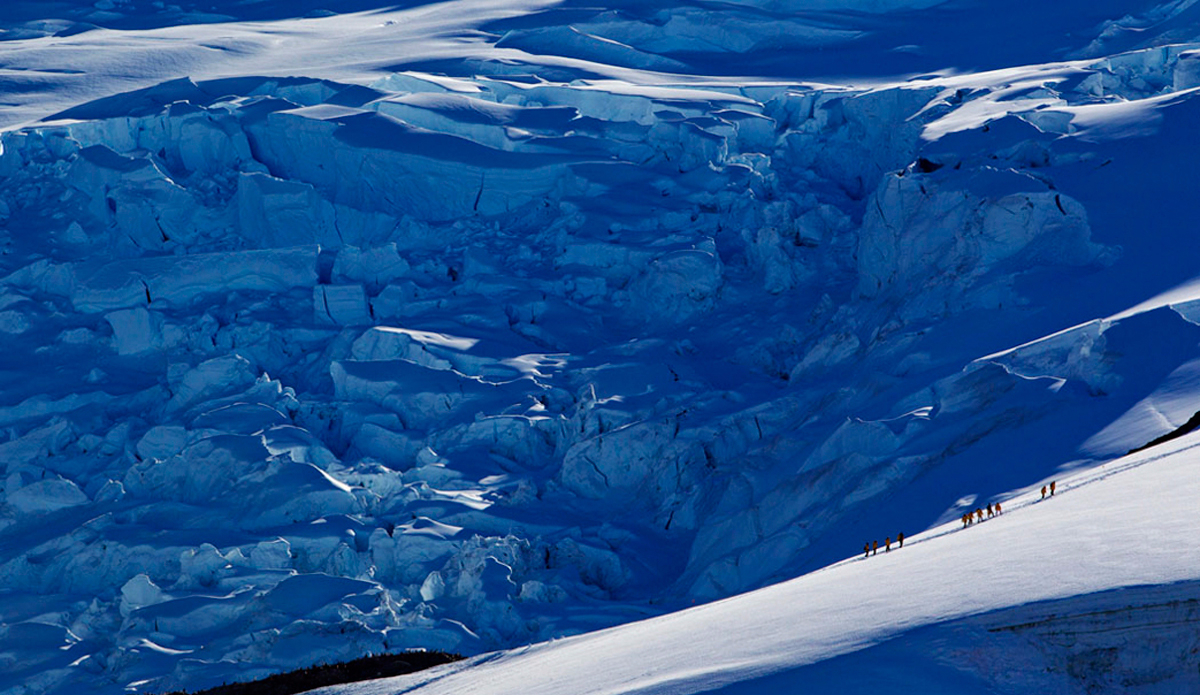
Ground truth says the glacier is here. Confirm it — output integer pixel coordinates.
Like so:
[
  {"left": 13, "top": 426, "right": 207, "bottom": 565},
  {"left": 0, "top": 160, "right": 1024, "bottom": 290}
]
[{"left": 1, "top": 1, "right": 1200, "bottom": 693}]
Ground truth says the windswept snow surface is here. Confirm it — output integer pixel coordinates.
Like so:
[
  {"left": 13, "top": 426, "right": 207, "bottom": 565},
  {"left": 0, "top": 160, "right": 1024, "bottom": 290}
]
[{"left": 2, "top": 1, "right": 1200, "bottom": 694}]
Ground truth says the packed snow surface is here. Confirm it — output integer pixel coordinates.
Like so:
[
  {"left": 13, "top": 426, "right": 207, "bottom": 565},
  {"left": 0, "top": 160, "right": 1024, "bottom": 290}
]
[{"left": 1, "top": 1, "right": 1200, "bottom": 694}]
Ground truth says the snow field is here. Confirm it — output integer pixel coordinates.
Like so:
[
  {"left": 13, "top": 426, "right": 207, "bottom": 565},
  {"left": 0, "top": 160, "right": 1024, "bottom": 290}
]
[
  {"left": 2, "top": 1, "right": 1200, "bottom": 693},
  {"left": 337, "top": 433, "right": 1200, "bottom": 695}
]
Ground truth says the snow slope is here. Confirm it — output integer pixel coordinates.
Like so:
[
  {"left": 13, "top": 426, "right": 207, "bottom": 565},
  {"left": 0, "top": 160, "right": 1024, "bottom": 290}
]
[
  {"left": 2, "top": 1, "right": 1200, "bottom": 694},
  {"left": 323, "top": 430, "right": 1200, "bottom": 695}
]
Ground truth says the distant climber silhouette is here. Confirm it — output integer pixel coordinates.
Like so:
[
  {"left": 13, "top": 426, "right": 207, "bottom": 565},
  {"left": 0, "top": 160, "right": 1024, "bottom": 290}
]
[
  {"left": 897, "top": 531, "right": 904, "bottom": 548},
  {"left": 1050, "top": 481, "right": 1056, "bottom": 496},
  {"left": 872, "top": 540, "right": 878, "bottom": 556},
  {"left": 995, "top": 501, "right": 1002, "bottom": 515},
  {"left": 885, "top": 536, "right": 891, "bottom": 552},
  {"left": 1041, "top": 485, "right": 1047, "bottom": 500},
  {"left": 864, "top": 542, "right": 870, "bottom": 559}
]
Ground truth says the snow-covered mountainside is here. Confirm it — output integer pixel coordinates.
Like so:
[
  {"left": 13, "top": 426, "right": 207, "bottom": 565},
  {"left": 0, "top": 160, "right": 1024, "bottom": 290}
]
[
  {"left": 323, "top": 431, "right": 1200, "bottom": 695},
  {"left": 1, "top": 1, "right": 1199, "bottom": 693}
]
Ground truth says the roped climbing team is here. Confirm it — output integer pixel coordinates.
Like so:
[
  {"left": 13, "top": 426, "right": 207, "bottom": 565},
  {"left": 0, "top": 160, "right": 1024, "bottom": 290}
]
[
  {"left": 863, "top": 531, "right": 903, "bottom": 558},
  {"left": 865, "top": 480, "right": 1059, "bottom": 559}
]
